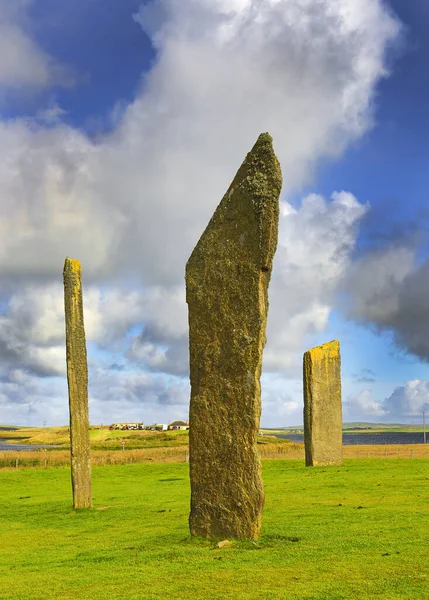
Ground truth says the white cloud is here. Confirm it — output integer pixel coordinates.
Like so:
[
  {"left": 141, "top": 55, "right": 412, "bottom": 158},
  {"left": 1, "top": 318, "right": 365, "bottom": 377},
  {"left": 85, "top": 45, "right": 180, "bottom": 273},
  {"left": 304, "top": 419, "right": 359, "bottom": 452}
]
[
  {"left": 383, "top": 380, "right": 429, "bottom": 419},
  {"left": 346, "top": 389, "right": 385, "bottom": 418},
  {"left": 0, "top": 284, "right": 65, "bottom": 377},
  {"left": 0, "top": 371, "right": 67, "bottom": 427},
  {"left": 0, "top": 0, "right": 400, "bottom": 284},
  {"left": 345, "top": 380, "right": 429, "bottom": 423},
  {"left": 0, "top": 354, "right": 190, "bottom": 428},
  {"left": 0, "top": 2, "right": 75, "bottom": 92},
  {"left": 265, "top": 192, "right": 367, "bottom": 373},
  {"left": 0, "top": 0, "right": 402, "bottom": 424},
  {"left": 261, "top": 374, "right": 303, "bottom": 427}
]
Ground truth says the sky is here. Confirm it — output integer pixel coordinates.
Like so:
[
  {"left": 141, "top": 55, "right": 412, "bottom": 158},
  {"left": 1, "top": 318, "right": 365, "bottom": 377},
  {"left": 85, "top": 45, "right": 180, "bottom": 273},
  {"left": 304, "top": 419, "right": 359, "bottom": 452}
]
[{"left": 0, "top": 0, "right": 428, "bottom": 428}]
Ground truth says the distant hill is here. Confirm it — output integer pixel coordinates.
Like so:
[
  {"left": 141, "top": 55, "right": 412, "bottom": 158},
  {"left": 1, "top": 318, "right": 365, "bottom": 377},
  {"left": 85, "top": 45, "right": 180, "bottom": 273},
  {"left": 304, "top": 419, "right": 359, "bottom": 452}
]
[
  {"left": 0, "top": 425, "right": 23, "bottom": 431},
  {"left": 262, "top": 422, "right": 426, "bottom": 433}
]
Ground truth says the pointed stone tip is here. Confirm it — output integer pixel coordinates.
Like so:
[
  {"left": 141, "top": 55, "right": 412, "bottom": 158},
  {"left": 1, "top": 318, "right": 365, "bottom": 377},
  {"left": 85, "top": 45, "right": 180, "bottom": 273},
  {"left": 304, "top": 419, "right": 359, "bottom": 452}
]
[
  {"left": 256, "top": 132, "right": 273, "bottom": 144},
  {"left": 249, "top": 132, "right": 274, "bottom": 156},
  {"left": 237, "top": 131, "right": 282, "bottom": 200}
]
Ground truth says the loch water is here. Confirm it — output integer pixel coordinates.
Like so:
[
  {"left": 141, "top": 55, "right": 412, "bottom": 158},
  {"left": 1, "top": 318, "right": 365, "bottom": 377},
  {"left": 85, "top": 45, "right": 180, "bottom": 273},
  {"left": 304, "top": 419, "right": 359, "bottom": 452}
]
[
  {"left": 275, "top": 432, "right": 428, "bottom": 445},
  {"left": 1, "top": 432, "right": 428, "bottom": 451},
  {"left": 0, "top": 440, "right": 59, "bottom": 451}
]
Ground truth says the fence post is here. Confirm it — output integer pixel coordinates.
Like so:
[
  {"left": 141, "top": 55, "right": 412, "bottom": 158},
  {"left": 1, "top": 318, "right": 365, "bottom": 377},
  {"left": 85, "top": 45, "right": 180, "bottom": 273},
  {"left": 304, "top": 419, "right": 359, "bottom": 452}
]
[{"left": 15, "top": 458, "right": 18, "bottom": 469}]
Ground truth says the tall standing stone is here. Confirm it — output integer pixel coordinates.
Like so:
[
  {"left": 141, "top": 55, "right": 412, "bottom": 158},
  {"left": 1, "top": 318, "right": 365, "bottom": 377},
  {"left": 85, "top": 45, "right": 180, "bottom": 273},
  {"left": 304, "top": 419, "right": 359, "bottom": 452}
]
[
  {"left": 186, "top": 133, "right": 282, "bottom": 540},
  {"left": 63, "top": 257, "right": 92, "bottom": 509},
  {"left": 303, "top": 340, "right": 342, "bottom": 467}
]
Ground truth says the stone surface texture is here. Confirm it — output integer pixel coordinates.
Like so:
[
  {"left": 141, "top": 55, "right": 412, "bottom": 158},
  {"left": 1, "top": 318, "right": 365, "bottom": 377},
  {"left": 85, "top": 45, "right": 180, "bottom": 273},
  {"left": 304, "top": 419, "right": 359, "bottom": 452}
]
[
  {"left": 63, "top": 257, "right": 92, "bottom": 509},
  {"left": 303, "top": 340, "right": 342, "bottom": 467},
  {"left": 186, "top": 133, "right": 282, "bottom": 540}
]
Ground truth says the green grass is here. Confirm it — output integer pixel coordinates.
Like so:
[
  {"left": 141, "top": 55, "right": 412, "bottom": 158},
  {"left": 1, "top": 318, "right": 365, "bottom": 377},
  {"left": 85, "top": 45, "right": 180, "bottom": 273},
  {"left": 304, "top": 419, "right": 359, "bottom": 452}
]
[
  {"left": 0, "top": 427, "right": 193, "bottom": 450},
  {"left": 89, "top": 429, "right": 191, "bottom": 450},
  {"left": 1, "top": 460, "right": 429, "bottom": 599},
  {"left": 0, "top": 427, "right": 290, "bottom": 453}
]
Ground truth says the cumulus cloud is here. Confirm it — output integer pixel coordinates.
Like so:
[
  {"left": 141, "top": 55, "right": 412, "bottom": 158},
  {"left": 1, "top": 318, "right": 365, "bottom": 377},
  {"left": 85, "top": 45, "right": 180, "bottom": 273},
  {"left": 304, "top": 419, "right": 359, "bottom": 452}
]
[
  {"left": 0, "top": 370, "right": 67, "bottom": 427},
  {"left": 347, "top": 380, "right": 429, "bottom": 422},
  {"left": 0, "top": 0, "right": 400, "bottom": 284},
  {"left": 89, "top": 365, "right": 189, "bottom": 409},
  {"left": 0, "top": 284, "right": 66, "bottom": 377},
  {"left": 383, "top": 380, "right": 429, "bottom": 419},
  {"left": 353, "top": 368, "right": 376, "bottom": 383},
  {"left": 346, "top": 389, "right": 385, "bottom": 418},
  {"left": 261, "top": 374, "right": 303, "bottom": 426},
  {"left": 0, "top": 0, "right": 402, "bottom": 424},
  {"left": 127, "top": 191, "right": 368, "bottom": 376},
  {"left": 265, "top": 191, "right": 367, "bottom": 373},
  {"left": 342, "top": 248, "right": 429, "bottom": 362},
  {"left": 0, "top": 363, "right": 190, "bottom": 427},
  {"left": 0, "top": 1, "right": 75, "bottom": 92},
  {"left": 0, "top": 281, "right": 191, "bottom": 426}
]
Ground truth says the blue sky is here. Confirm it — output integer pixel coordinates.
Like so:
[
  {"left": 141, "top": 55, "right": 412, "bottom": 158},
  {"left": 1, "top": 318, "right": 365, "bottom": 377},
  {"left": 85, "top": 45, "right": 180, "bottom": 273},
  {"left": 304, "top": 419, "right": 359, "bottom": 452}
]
[
  {"left": 0, "top": 0, "right": 429, "bottom": 427},
  {"left": 2, "top": 1, "right": 153, "bottom": 129}
]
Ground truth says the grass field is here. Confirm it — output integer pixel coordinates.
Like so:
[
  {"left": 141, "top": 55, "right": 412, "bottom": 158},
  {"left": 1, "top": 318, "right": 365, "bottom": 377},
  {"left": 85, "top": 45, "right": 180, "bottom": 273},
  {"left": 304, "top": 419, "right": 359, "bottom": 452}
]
[
  {"left": 1, "top": 459, "right": 429, "bottom": 600},
  {"left": 3, "top": 442, "right": 429, "bottom": 471},
  {"left": 0, "top": 425, "right": 274, "bottom": 449},
  {"left": 0, "top": 426, "right": 192, "bottom": 450},
  {"left": 2, "top": 422, "right": 427, "bottom": 450}
]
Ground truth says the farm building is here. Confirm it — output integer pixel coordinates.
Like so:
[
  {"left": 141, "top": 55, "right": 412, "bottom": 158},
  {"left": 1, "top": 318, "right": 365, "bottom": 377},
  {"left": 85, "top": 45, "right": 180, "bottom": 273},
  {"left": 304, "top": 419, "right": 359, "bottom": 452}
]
[
  {"left": 109, "top": 423, "right": 144, "bottom": 430},
  {"left": 168, "top": 420, "right": 189, "bottom": 431}
]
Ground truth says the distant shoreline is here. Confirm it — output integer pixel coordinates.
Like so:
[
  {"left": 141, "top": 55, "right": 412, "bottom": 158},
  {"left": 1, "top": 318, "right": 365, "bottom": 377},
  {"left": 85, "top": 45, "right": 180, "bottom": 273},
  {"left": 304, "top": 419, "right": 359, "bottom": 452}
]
[{"left": 273, "top": 431, "right": 428, "bottom": 446}]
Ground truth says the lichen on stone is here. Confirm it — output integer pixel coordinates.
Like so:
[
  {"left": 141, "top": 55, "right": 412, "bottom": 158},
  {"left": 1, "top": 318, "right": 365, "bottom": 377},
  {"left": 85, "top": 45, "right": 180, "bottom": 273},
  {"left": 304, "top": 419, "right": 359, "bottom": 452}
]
[
  {"left": 303, "top": 340, "right": 342, "bottom": 467},
  {"left": 63, "top": 257, "right": 92, "bottom": 509},
  {"left": 186, "top": 133, "right": 282, "bottom": 540}
]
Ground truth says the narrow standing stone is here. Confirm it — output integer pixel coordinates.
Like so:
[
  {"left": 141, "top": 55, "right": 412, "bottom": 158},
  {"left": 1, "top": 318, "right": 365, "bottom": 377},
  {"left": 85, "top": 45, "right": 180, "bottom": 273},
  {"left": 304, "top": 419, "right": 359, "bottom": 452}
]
[
  {"left": 186, "top": 133, "right": 282, "bottom": 540},
  {"left": 63, "top": 257, "right": 92, "bottom": 509},
  {"left": 303, "top": 340, "right": 342, "bottom": 466}
]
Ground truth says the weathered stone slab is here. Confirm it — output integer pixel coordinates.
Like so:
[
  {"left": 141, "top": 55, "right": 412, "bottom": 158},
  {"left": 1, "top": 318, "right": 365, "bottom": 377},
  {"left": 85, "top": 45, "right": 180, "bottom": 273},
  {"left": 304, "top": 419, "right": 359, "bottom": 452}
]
[
  {"left": 186, "top": 133, "right": 282, "bottom": 540},
  {"left": 63, "top": 257, "right": 92, "bottom": 509},
  {"left": 303, "top": 340, "right": 342, "bottom": 466}
]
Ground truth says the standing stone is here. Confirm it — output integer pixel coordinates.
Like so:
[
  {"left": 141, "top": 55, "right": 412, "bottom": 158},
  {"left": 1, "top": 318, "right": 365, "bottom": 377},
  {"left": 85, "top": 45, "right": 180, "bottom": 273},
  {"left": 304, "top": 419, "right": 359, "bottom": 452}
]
[
  {"left": 63, "top": 257, "right": 92, "bottom": 509},
  {"left": 186, "top": 133, "right": 282, "bottom": 540},
  {"left": 303, "top": 340, "right": 342, "bottom": 467}
]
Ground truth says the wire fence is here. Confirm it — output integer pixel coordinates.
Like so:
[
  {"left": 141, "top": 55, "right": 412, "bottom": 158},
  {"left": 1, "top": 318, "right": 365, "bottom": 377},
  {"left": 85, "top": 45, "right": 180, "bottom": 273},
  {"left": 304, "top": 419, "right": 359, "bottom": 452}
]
[
  {"left": 258, "top": 443, "right": 429, "bottom": 460},
  {"left": 2, "top": 442, "right": 429, "bottom": 471}
]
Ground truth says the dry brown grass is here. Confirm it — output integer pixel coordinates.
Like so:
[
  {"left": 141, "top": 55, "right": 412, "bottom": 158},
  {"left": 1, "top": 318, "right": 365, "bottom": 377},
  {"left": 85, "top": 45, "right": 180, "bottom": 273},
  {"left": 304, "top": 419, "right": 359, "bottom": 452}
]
[
  {"left": 258, "top": 443, "right": 429, "bottom": 460},
  {"left": 0, "top": 445, "right": 190, "bottom": 470},
  {"left": 344, "top": 443, "right": 429, "bottom": 458},
  {"left": 3, "top": 442, "right": 429, "bottom": 471},
  {"left": 0, "top": 426, "right": 70, "bottom": 445}
]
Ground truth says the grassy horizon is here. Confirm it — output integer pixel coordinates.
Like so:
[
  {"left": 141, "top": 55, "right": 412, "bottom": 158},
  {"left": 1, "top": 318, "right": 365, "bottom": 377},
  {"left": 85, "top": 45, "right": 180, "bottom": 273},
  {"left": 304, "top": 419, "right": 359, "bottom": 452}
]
[
  {"left": 0, "top": 426, "right": 193, "bottom": 449},
  {"left": 2, "top": 422, "right": 428, "bottom": 449},
  {"left": 1, "top": 459, "right": 429, "bottom": 599},
  {"left": 2, "top": 425, "right": 429, "bottom": 472}
]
